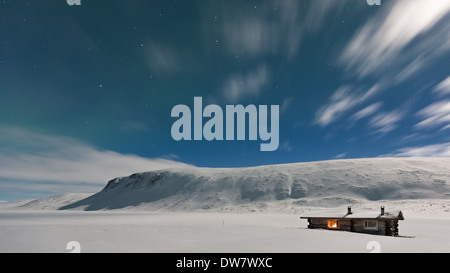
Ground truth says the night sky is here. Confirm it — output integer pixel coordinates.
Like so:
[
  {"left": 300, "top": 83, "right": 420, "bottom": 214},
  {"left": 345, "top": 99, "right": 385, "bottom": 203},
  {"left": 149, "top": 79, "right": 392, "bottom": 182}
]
[{"left": 1, "top": 0, "right": 450, "bottom": 200}]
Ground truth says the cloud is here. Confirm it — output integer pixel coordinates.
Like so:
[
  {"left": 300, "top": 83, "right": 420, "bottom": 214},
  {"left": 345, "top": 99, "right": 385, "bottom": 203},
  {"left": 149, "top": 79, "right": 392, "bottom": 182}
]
[
  {"left": 144, "top": 41, "right": 183, "bottom": 75},
  {"left": 223, "top": 17, "right": 277, "bottom": 57},
  {"left": 314, "top": 86, "right": 355, "bottom": 127},
  {"left": 442, "top": 124, "right": 450, "bottom": 131},
  {"left": 278, "top": 140, "right": 293, "bottom": 152},
  {"left": 339, "top": 0, "right": 450, "bottom": 80},
  {"left": 320, "top": 0, "right": 450, "bottom": 136},
  {"left": 280, "top": 97, "right": 293, "bottom": 113},
  {"left": 351, "top": 102, "right": 383, "bottom": 121},
  {"left": 220, "top": 0, "right": 343, "bottom": 59},
  {"left": 221, "top": 0, "right": 302, "bottom": 58},
  {"left": 385, "top": 142, "right": 450, "bottom": 157},
  {"left": 434, "top": 76, "right": 450, "bottom": 96},
  {"left": 218, "top": 0, "right": 348, "bottom": 103},
  {"left": 334, "top": 153, "right": 347, "bottom": 159},
  {"left": 314, "top": 84, "right": 381, "bottom": 127},
  {"left": 394, "top": 56, "right": 426, "bottom": 84},
  {"left": 415, "top": 100, "right": 450, "bottom": 130},
  {"left": 369, "top": 110, "right": 404, "bottom": 134},
  {"left": 222, "top": 64, "right": 268, "bottom": 103},
  {"left": 0, "top": 127, "right": 195, "bottom": 199}
]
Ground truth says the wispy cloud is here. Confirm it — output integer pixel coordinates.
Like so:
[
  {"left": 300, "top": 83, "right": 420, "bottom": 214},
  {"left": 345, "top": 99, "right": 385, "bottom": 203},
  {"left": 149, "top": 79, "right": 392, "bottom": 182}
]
[
  {"left": 0, "top": 127, "right": 195, "bottom": 198},
  {"left": 351, "top": 102, "right": 383, "bottom": 121},
  {"left": 278, "top": 140, "right": 293, "bottom": 152},
  {"left": 221, "top": 0, "right": 302, "bottom": 58},
  {"left": 223, "top": 17, "right": 277, "bottom": 57},
  {"left": 339, "top": 0, "right": 450, "bottom": 80},
  {"left": 434, "top": 75, "right": 450, "bottom": 96},
  {"left": 369, "top": 110, "right": 404, "bottom": 134},
  {"left": 334, "top": 153, "right": 347, "bottom": 159},
  {"left": 222, "top": 64, "right": 268, "bottom": 103},
  {"left": 314, "top": 84, "right": 381, "bottom": 127},
  {"left": 415, "top": 100, "right": 450, "bottom": 130},
  {"left": 144, "top": 41, "right": 183, "bottom": 75},
  {"left": 318, "top": 0, "right": 450, "bottom": 137},
  {"left": 221, "top": 0, "right": 344, "bottom": 59},
  {"left": 280, "top": 97, "right": 293, "bottom": 113},
  {"left": 385, "top": 142, "right": 450, "bottom": 157},
  {"left": 218, "top": 1, "right": 302, "bottom": 103},
  {"left": 219, "top": 0, "right": 348, "bottom": 104}
]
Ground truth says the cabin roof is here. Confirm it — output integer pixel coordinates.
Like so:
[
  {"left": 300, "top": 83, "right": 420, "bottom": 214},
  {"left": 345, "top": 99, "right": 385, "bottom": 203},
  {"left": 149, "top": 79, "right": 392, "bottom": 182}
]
[{"left": 300, "top": 210, "right": 404, "bottom": 220}]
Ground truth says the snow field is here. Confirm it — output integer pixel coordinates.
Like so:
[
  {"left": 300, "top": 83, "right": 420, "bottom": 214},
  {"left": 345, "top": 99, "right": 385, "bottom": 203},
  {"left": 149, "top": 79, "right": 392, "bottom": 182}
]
[{"left": 1, "top": 200, "right": 450, "bottom": 253}]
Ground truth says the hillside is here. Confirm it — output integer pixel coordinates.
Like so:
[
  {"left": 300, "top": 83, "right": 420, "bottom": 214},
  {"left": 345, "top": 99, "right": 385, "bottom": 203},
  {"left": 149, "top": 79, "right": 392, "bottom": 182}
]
[{"left": 58, "top": 157, "right": 450, "bottom": 211}]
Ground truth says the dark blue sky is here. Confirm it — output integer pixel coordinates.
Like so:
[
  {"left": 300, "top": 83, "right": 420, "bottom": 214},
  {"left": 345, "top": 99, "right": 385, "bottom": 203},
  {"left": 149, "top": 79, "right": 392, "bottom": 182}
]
[{"left": 1, "top": 0, "right": 450, "bottom": 200}]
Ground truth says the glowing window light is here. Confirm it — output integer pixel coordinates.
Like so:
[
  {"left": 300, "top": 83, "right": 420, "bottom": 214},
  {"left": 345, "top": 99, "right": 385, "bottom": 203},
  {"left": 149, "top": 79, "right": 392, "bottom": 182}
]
[{"left": 328, "top": 219, "right": 338, "bottom": 229}]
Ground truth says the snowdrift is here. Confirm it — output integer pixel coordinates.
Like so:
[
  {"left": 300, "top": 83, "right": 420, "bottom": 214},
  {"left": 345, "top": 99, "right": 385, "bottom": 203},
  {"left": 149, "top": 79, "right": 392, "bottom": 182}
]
[{"left": 59, "top": 157, "right": 450, "bottom": 211}]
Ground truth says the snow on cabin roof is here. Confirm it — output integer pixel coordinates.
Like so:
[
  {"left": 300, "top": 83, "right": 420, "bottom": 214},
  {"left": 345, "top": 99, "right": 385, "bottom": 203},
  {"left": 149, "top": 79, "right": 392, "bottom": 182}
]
[{"left": 300, "top": 208, "right": 404, "bottom": 220}]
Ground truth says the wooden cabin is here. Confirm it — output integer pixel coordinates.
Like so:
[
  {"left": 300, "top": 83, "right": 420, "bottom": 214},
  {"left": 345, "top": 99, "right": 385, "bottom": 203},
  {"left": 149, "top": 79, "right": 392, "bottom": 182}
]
[{"left": 300, "top": 206, "right": 404, "bottom": 236}]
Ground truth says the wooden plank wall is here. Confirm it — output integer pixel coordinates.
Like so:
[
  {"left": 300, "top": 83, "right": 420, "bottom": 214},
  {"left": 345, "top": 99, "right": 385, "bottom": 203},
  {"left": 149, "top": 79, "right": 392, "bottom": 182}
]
[{"left": 307, "top": 218, "right": 399, "bottom": 236}]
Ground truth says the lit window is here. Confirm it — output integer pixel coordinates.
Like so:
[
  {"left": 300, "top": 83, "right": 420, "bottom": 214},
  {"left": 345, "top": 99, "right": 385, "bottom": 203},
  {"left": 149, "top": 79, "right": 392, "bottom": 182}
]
[
  {"left": 364, "top": 220, "right": 378, "bottom": 230},
  {"left": 328, "top": 219, "right": 338, "bottom": 229}
]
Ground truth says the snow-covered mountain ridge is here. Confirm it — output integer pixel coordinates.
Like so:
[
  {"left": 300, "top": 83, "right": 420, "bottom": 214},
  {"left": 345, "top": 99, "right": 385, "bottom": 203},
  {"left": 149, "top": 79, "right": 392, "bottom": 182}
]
[{"left": 59, "top": 157, "right": 450, "bottom": 211}]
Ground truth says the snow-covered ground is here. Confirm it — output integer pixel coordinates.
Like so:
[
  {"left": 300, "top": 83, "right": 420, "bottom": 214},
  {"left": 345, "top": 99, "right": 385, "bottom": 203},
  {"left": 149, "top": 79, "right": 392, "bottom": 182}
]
[
  {"left": 1, "top": 158, "right": 449, "bottom": 253},
  {"left": 1, "top": 199, "right": 449, "bottom": 253},
  {"left": 59, "top": 157, "right": 450, "bottom": 211}
]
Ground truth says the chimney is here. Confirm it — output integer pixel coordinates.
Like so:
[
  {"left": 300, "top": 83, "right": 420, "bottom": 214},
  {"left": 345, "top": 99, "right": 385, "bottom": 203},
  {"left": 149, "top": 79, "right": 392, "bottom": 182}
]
[
  {"left": 381, "top": 206, "right": 385, "bottom": 215},
  {"left": 347, "top": 206, "right": 352, "bottom": 214}
]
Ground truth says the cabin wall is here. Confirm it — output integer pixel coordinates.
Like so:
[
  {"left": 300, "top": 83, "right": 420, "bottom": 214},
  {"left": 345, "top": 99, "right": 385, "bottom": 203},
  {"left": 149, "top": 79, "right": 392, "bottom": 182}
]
[
  {"left": 386, "top": 220, "right": 399, "bottom": 236},
  {"left": 306, "top": 218, "right": 399, "bottom": 236},
  {"left": 337, "top": 219, "right": 352, "bottom": 231},
  {"left": 307, "top": 218, "right": 327, "bottom": 229},
  {"left": 308, "top": 218, "right": 351, "bottom": 231},
  {"left": 351, "top": 219, "right": 386, "bottom": 235}
]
